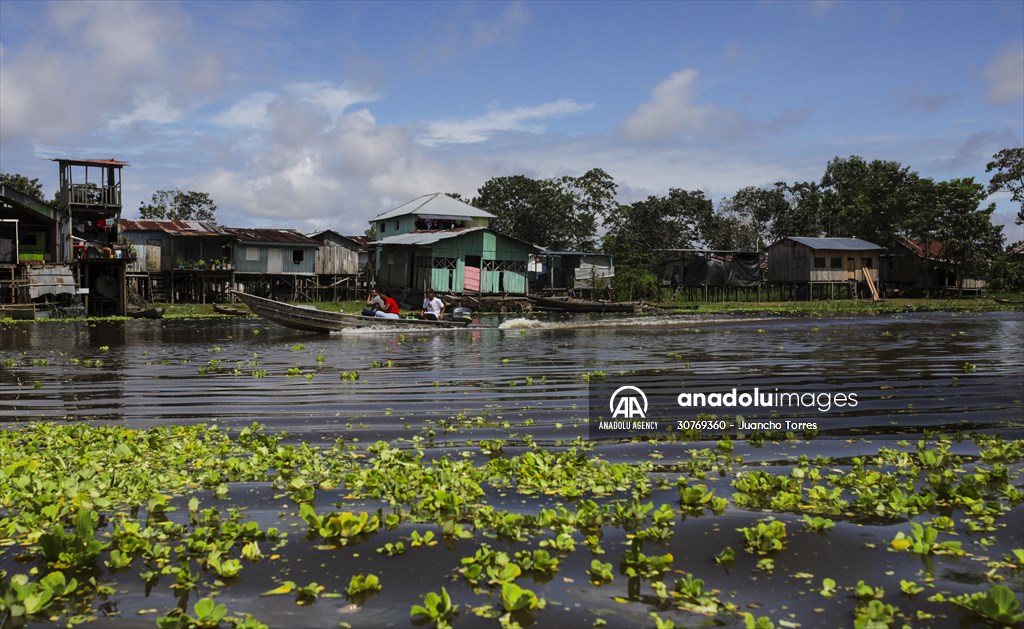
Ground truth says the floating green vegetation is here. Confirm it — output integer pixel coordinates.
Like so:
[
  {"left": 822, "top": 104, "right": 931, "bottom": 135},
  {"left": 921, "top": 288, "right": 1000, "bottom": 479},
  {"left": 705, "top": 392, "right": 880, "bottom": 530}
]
[{"left": 0, "top": 422, "right": 1021, "bottom": 628}]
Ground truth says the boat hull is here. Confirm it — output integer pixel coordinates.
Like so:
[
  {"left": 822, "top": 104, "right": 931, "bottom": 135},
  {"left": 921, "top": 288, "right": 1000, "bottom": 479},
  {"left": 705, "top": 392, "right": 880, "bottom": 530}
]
[{"left": 232, "top": 291, "right": 472, "bottom": 333}]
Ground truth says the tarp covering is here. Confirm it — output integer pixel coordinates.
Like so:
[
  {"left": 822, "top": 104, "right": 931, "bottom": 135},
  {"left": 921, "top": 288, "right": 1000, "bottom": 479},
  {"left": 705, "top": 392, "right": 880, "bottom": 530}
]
[
  {"left": 27, "top": 265, "right": 77, "bottom": 298},
  {"left": 680, "top": 253, "right": 764, "bottom": 287}
]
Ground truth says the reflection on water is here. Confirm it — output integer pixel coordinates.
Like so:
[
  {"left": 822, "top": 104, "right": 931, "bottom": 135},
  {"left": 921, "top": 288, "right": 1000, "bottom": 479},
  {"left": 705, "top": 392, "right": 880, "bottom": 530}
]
[{"left": 2, "top": 311, "right": 1021, "bottom": 442}]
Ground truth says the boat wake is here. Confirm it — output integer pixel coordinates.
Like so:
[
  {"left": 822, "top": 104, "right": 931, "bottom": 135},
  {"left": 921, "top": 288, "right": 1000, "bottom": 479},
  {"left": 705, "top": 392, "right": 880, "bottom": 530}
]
[{"left": 498, "top": 314, "right": 767, "bottom": 330}]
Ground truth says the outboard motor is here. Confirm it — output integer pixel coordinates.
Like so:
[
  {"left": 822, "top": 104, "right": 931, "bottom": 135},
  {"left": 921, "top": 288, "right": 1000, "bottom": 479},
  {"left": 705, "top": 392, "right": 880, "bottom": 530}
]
[{"left": 448, "top": 306, "right": 472, "bottom": 323}]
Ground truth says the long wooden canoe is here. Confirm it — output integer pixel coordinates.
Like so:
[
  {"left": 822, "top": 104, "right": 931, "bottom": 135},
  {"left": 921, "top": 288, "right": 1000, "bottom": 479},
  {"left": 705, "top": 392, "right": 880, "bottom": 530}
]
[{"left": 232, "top": 291, "right": 472, "bottom": 333}]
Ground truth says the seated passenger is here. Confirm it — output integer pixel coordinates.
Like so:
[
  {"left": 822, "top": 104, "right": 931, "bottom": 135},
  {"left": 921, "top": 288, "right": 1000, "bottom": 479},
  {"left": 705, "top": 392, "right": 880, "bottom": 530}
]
[
  {"left": 375, "top": 290, "right": 400, "bottom": 319},
  {"left": 363, "top": 288, "right": 385, "bottom": 316},
  {"left": 419, "top": 289, "right": 445, "bottom": 320}
]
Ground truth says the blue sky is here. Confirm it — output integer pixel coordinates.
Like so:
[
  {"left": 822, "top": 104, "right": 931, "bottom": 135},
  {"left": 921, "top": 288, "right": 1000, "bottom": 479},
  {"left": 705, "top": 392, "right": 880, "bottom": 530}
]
[{"left": 1, "top": 1, "right": 1022, "bottom": 241}]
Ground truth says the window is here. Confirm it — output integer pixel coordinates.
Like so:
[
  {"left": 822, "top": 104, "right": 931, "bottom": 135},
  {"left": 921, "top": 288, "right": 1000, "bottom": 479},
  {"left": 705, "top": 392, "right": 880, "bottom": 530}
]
[
  {"left": 830, "top": 257, "right": 842, "bottom": 269},
  {"left": 245, "top": 246, "right": 259, "bottom": 261},
  {"left": 393, "top": 220, "right": 399, "bottom": 230},
  {"left": 293, "top": 250, "right": 304, "bottom": 264},
  {"left": 862, "top": 257, "right": 873, "bottom": 268},
  {"left": 814, "top": 257, "right": 826, "bottom": 268},
  {"left": 380, "top": 222, "right": 386, "bottom": 233}
]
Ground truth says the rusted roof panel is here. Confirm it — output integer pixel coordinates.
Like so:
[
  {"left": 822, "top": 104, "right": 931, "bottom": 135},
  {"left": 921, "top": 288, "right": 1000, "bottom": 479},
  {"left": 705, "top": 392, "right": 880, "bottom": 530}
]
[
  {"left": 223, "top": 227, "right": 319, "bottom": 245},
  {"left": 120, "top": 219, "right": 227, "bottom": 236},
  {"left": 902, "top": 238, "right": 946, "bottom": 259},
  {"left": 52, "top": 158, "right": 129, "bottom": 167}
]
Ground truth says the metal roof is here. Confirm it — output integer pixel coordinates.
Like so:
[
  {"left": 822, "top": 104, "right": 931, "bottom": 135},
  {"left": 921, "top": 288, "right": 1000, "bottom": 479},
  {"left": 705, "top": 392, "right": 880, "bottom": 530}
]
[
  {"left": 52, "top": 158, "right": 128, "bottom": 167},
  {"left": 223, "top": 227, "right": 319, "bottom": 245},
  {"left": 377, "top": 227, "right": 487, "bottom": 246},
  {"left": 373, "top": 193, "right": 495, "bottom": 221},
  {"left": 120, "top": 219, "right": 227, "bottom": 236},
  {"left": 539, "top": 250, "right": 611, "bottom": 257},
  {"left": 377, "top": 227, "right": 539, "bottom": 250},
  {"left": 307, "top": 229, "right": 362, "bottom": 248},
  {"left": 121, "top": 220, "right": 318, "bottom": 245},
  {"left": 901, "top": 238, "right": 945, "bottom": 259},
  {"left": 776, "top": 236, "right": 883, "bottom": 251}
]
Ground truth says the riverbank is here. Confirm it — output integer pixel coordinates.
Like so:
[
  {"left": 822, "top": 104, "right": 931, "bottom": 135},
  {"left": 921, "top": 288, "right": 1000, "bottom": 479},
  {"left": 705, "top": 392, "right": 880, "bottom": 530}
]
[
  {"left": 665, "top": 295, "right": 1024, "bottom": 316},
  {"left": 1, "top": 295, "right": 1020, "bottom": 325}
]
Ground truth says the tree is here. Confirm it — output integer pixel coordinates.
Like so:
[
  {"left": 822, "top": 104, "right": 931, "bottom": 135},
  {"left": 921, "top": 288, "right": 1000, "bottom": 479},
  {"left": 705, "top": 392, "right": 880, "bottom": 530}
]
[
  {"left": 933, "top": 178, "right": 1005, "bottom": 290},
  {"left": 602, "top": 188, "right": 714, "bottom": 300},
  {"left": 603, "top": 188, "right": 714, "bottom": 270},
  {"left": 553, "top": 168, "right": 619, "bottom": 251},
  {"left": 985, "top": 147, "right": 1024, "bottom": 224},
  {"left": 473, "top": 175, "right": 557, "bottom": 247},
  {"left": 364, "top": 224, "right": 377, "bottom": 241},
  {"left": 819, "top": 156, "right": 923, "bottom": 246},
  {"left": 715, "top": 185, "right": 791, "bottom": 250},
  {"left": 139, "top": 189, "right": 217, "bottom": 221},
  {"left": 472, "top": 169, "right": 617, "bottom": 250},
  {"left": 0, "top": 173, "right": 45, "bottom": 200}
]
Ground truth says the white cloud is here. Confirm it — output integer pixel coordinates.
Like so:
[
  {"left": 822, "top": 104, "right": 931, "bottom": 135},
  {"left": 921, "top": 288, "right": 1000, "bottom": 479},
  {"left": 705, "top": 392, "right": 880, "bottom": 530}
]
[
  {"left": 983, "top": 42, "right": 1024, "bottom": 104},
  {"left": 419, "top": 99, "right": 593, "bottom": 146},
  {"left": 472, "top": 1, "right": 531, "bottom": 47},
  {"left": 194, "top": 105, "right": 489, "bottom": 234},
  {"left": 620, "top": 69, "right": 742, "bottom": 143},
  {"left": 109, "top": 90, "right": 184, "bottom": 129},
  {"left": 0, "top": 2, "right": 221, "bottom": 141},
  {"left": 211, "top": 82, "right": 379, "bottom": 129},
  {"left": 211, "top": 92, "right": 277, "bottom": 129},
  {"left": 620, "top": 68, "right": 809, "bottom": 144}
]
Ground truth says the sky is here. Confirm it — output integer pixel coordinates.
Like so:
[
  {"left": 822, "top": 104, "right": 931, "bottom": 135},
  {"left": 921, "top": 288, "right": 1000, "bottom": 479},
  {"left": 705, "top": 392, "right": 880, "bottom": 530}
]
[{"left": 1, "top": 0, "right": 1022, "bottom": 242}]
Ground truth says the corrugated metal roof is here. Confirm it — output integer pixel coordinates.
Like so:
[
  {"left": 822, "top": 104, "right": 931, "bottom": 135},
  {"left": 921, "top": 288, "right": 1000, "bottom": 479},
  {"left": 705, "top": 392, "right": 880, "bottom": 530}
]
[
  {"left": 52, "top": 158, "right": 128, "bottom": 167},
  {"left": 223, "top": 227, "right": 319, "bottom": 246},
  {"left": 307, "top": 229, "right": 363, "bottom": 249},
  {"left": 540, "top": 250, "right": 609, "bottom": 257},
  {"left": 120, "top": 219, "right": 227, "bottom": 236},
  {"left": 377, "top": 227, "right": 487, "bottom": 246},
  {"left": 778, "top": 236, "right": 883, "bottom": 250},
  {"left": 901, "top": 238, "right": 945, "bottom": 259},
  {"left": 121, "top": 220, "right": 318, "bottom": 245},
  {"left": 373, "top": 193, "right": 495, "bottom": 221},
  {"left": 344, "top": 235, "right": 373, "bottom": 251}
]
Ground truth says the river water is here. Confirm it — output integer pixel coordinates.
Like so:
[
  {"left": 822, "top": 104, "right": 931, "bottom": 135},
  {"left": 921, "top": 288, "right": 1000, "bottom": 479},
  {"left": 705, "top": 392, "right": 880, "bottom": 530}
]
[
  {"left": 1, "top": 310, "right": 1022, "bottom": 628},
  {"left": 3, "top": 311, "right": 1021, "bottom": 437}
]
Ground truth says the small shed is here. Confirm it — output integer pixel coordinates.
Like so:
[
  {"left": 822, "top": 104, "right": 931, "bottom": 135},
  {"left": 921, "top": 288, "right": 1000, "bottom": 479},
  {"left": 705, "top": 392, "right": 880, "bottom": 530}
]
[
  {"left": 308, "top": 229, "right": 360, "bottom": 276},
  {"left": 530, "top": 251, "right": 614, "bottom": 293},
  {"left": 767, "top": 236, "right": 882, "bottom": 299},
  {"left": 881, "top": 239, "right": 987, "bottom": 295},
  {"left": 307, "top": 229, "right": 363, "bottom": 300}
]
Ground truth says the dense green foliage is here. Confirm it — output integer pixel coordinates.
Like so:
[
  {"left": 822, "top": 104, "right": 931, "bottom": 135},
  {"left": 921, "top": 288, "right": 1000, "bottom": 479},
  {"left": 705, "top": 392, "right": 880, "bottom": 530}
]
[
  {"left": 467, "top": 148, "right": 1020, "bottom": 293},
  {"left": 139, "top": 189, "right": 218, "bottom": 221}
]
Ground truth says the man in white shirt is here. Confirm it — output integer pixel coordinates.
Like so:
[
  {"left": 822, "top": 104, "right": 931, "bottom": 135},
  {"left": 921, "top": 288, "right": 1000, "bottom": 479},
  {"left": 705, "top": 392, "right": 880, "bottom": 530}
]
[{"left": 420, "top": 289, "right": 445, "bottom": 320}]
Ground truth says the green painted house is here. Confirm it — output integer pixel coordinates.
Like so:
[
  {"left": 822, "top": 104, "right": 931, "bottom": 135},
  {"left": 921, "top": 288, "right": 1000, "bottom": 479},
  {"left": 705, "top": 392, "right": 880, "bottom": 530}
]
[{"left": 373, "top": 193, "right": 537, "bottom": 294}]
